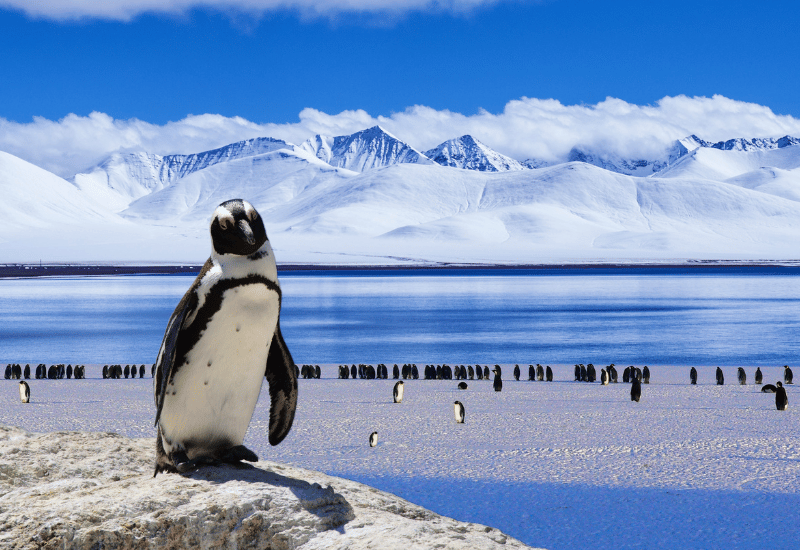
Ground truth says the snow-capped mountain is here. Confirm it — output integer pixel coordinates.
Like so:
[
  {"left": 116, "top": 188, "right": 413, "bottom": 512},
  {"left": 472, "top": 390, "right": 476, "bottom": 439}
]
[
  {"left": 423, "top": 135, "right": 524, "bottom": 172},
  {"left": 521, "top": 158, "right": 552, "bottom": 169},
  {"left": 71, "top": 137, "right": 292, "bottom": 211},
  {"left": 2, "top": 128, "right": 800, "bottom": 264},
  {"left": 299, "top": 126, "right": 433, "bottom": 172}
]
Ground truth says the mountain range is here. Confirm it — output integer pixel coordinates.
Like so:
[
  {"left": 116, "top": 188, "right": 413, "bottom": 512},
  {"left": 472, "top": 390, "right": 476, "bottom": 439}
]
[{"left": 1, "top": 125, "right": 799, "bottom": 265}]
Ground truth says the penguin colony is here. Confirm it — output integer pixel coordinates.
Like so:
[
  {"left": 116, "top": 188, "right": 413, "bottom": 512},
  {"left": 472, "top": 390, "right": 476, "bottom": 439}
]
[{"left": 332, "top": 363, "right": 558, "bottom": 384}]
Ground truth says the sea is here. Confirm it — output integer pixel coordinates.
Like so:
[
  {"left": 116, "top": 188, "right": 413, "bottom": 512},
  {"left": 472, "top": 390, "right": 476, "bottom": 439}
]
[{"left": 1, "top": 267, "right": 799, "bottom": 367}]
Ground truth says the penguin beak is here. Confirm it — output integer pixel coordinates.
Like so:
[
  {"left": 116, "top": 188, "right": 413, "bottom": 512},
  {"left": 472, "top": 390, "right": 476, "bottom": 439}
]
[{"left": 238, "top": 220, "right": 256, "bottom": 245}]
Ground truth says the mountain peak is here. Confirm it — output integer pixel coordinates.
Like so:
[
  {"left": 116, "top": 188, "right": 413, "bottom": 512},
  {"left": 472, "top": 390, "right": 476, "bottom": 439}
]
[{"left": 423, "top": 135, "right": 524, "bottom": 172}]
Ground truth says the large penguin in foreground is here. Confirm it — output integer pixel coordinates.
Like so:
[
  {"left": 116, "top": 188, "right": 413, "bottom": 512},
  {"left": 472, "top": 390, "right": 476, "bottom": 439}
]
[{"left": 153, "top": 199, "right": 298, "bottom": 476}]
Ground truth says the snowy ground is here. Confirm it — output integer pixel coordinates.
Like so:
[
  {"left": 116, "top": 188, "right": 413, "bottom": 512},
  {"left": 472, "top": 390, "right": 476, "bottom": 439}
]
[{"left": 2, "top": 365, "right": 798, "bottom": 550}]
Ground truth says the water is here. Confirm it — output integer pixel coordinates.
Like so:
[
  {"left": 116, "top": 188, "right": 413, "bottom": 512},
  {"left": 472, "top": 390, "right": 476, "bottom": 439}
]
[{"left": 0, "top": 268, "right": 798, "bottom": 366}]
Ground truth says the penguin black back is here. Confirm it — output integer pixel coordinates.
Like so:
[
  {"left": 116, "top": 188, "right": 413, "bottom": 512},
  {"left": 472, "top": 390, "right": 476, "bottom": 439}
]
[
  {"left": 493, "top": 366, "right": 502, "bottom": 392},
  {"left": 776, "top": 382, "right": 788, "bottom": 410},
  {"left": 630, "top": 377, "right": 641, "bottom": 402},
  {"left": 785, "top": 365, "right": 794, "bottom": 384},
  {"left": 716, "top": 367, "right": 724, "bottom": 385},
  {"left": 690, "top": 367, "right": 697, "bottom": 385},
  {"left": 755, "top": 367, "right": 763, "bottom": 384}
]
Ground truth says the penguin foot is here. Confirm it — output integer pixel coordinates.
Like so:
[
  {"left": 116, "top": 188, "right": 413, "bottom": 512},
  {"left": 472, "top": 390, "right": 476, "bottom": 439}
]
[
  {"left": 172, "top": 451, "right": 220, "bottom": 473},
  {"left": 220, "top": 445, "right": 259, "bottom": 464}
]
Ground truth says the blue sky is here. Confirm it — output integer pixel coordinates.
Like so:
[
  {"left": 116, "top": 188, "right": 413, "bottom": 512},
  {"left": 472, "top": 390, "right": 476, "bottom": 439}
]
[{"left": 1, "top": 0, "right": 798, "bottom": 125}]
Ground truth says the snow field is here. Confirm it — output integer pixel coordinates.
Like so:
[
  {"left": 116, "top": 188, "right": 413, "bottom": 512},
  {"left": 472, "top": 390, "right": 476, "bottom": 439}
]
[{"left": 1, "top": 364, "right": 798, "bottom": 549}]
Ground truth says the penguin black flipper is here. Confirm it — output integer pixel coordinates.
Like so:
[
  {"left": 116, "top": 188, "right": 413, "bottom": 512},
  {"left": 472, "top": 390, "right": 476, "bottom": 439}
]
[
  {"left": 153, "top": 261, "right": 206, "bottom": 427},
  {"left": 265, "top": 322, "right": 298, "bottom": 446}
]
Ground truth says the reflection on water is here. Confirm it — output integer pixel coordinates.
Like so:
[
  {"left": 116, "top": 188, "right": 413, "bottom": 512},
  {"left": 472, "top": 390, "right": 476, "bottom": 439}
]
[{"left": 0, "top": 269, "right": 798, "bottom": 366}]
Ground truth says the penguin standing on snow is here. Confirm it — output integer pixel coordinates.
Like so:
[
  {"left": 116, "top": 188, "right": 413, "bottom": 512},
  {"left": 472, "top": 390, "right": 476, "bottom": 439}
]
[
  {"left": 785, "top": 365, "right": 794, "bottom": 384},
  {"left": 19, "top": 381, "right": 30, "bottom": 403},
  {"left": 630, "top": 377, "right": 641, "bottom": 402},
  {"left": 369, "top": 431, "right": 378, "bottom": 447},
  {"left": 737, "top": 367, "right": 747, "bottom": 385},
  {"left": 716, "top": 367, "right": 724, "bottom": 385},
  {"left": 393, "top": 381, "right": 404, "bottom": 403},
  {"left": 755, "top": 367, "right": 763, "bottom": 385},
  {"left": 492, "top": 366, "right": 503, "bottom": 392},
  {"left": 776, "top": 382, "right": 788, "bottom": 410},
  {"left": 153, "top": 199, "right": 298, "bottom": 476},
  {"left": 546, "top": 366, "right": 553, "bottom": 382},
  {"left": 453, "top": 401, "right": 465, "bottom": 423},
  {"left": 690, "top": 367, "right": 697, "bottom": 385},
  {"left": 600, "top": 369, "right": 609, "bottom": 385}
]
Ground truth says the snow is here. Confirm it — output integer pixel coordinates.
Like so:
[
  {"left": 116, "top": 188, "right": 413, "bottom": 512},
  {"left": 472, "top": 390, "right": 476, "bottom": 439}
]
[
  {"left": 1, "top": 365, "right": 798, "bottom": 549},
  {"left": 424, "top": 135, "right": 525, "bottom": 172}
]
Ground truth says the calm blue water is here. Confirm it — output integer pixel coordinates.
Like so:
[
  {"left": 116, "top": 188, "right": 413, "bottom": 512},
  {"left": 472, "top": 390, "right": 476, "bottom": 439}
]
[{"left": 0, "top": 269, "right": 798, "bottom": 366}]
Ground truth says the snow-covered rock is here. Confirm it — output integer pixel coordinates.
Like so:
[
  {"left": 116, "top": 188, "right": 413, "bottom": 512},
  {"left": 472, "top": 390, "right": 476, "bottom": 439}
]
[
  {"left": 0, "top": 426, "right": 534, "bottom": 550},
  {"left": 423, "top": 135, "right": 525, "bottom": 172},
  {"left": 299, "top": 126, "right": 433, "bottom": 172}
]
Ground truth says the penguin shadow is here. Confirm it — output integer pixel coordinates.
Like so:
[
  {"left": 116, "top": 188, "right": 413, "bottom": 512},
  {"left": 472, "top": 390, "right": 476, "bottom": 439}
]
[{"left": 183, "top": 462, "right": 354, "bottom": 524}]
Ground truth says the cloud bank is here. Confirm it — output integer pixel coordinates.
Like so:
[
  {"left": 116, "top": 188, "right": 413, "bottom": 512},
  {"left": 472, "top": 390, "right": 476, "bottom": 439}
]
[
  {"left": 0, "top": 0, "right": 510, "bottom": 22},
  {"left": 2, "top": 95, "right": 800, "bottom": 177}
]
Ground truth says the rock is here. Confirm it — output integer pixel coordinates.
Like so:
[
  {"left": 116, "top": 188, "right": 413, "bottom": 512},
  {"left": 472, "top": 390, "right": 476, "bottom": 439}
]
[{"left": 0, "top": 426, "right": 535, "bottom": 549}]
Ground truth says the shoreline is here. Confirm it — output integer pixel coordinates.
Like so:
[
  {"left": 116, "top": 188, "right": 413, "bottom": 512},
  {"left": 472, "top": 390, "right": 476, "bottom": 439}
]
[{"left": 2, "top": 260, "right": 800, "bottom": 278}]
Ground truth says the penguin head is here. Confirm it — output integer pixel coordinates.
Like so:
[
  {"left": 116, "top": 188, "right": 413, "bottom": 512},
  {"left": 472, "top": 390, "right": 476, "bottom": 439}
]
[
  {"left": 777, "top": 381, "right": 783, "bottom": 387},
  {"left": 210, "top": 199, "right": 268, "bottom": 256}
]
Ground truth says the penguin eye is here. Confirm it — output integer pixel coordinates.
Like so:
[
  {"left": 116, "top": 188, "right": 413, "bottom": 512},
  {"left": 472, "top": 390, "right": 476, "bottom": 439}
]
[{"left": 248, "top": 210, "right": 258, "bottom": 222}]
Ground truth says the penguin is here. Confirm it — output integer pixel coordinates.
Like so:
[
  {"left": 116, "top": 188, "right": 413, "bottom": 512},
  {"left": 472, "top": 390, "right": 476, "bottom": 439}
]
[
  {"left": 453, "top": 400, "right": 465, "bottom": 423},
  {"left": 737, "top": 367, "right": 746, "bottom": 385},
  {"left": 690, "top": 367, "right": 698, "bottom": 385},
  {"left": 3, "top": 365, "right": 9, "bottom": 380},
  {"left": 393, "top": 381, "right": 404, "bottom": 403},
  {"left": 48, "top": 365, "right": 57, "bottom": 380},
  {"left": 630, "top": 377, "right": 641, "bottom": 402},
  {"left": 600, "top": 369, "right": 609, "bottom": 385},
  {"left": 755, "top": 367, "right": 763, "bottom": 385},
  {"left": 574, "top": 364, "right": 581, "bottom": 381},
  {"left": 642, "top": 366, "right": 650, "bottom": 384},
  {"left": 622, "top": 367, "right": 630, "bottom": 383},
  {"left": 513, "top": 365, "right": 520, "bottom": 381},
  {"left": 140, "top": 365, "right": 146, "bottom": 378},
  {"left": 580, "top": 364, "right": 587, "bottom": 382},
  {"left": 609, "top": 364, "right": 618, "bottom": 383},
  {"left": 369, "top": 431, "right": 378, "bottom": 447},
  {"left": 761, "top": 384, "right": 778, "bottom": 393},
  {"left": 716, "top": 367, "right": 724, "bottom": 385},
  {"left": 475, "top": 366, "right": 483, "bottom": 380},
  {"left": 23, "top": 364, "right": 30, "bottom": 379},
  {"left": 546, "top": 366, "right": 553, "bottom": 382},
  {"left": 492, "top": 366, "right": 502, "bottom": 392},
  {"left": 151, "top": 363, "right": 156, "bottom": 377},
  {"left": 19, "top": 381, "right": 30, "bottom": 403},
  {"left": 124, "top": 365, "right": 130, "bottom": 378},
  {"left": 468, "top": 365, "right": 475, "bottom": 379},
  {"left": 350, "top": 365, "right": 357, "bottom": 379},
  {"left": 537, "top": 364, "right": 544, "bottom": 381},
  {"left": 587, "top": 364, "right": 596, "bottom": 383},
  {"left": 483, "top": 366, "right": 489, "bottom": 379},
  {"left": 776, "top": 382, "right": 788, "bottom": 410},
  {"left": 153, "top": 199, "right": 298, "bottom": 476},
  {"left": 785, "top": 365, "right": 794, "bottom": 384},
  {"left": 457, "top": 381, "right": 468, "bottom": 390},
  {"left": 315, "top": 365, "right": 321, "bottom": 379},
  {"left": 411, "top": 365, "right": 419, "bottom": 379},
  {"left": 392, "top": 365, "right": 399, "bottom": 379}
]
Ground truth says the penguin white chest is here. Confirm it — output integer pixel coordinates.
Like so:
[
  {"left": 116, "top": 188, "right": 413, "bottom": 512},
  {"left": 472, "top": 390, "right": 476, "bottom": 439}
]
[{"left": 160, "top": 283, "right": 279, "bottom": 457}]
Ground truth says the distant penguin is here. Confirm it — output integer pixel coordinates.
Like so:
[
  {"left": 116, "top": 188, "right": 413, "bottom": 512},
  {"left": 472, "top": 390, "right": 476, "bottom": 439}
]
[
  {"left": 102, "top": 365, "right": 109, "bottom": 379},
  {"left": 48, "top": 365, "right": 57, "bottom": 380},
  {"left": 351, "top": 365, "right": 357, "bottom": 379},
  {"left": 315, "top": 365, "right": 321, "bottom": 379},
  {"left": 66, "top": 365, "right": 72, "bottom": 379},
  {"left": 528, "top": 365, "right": 535, "bottom": 381},
  {"left": 642, "top": 366, "right": 650, "bottom": 384},
  {"left": 369, "top": 431, "right": 378, "bottom": 447},
  {"left": 761, "top": 384, "right": 778, "bottom": 393},
  {"left": 124, "top": 365, "right": 130, "bottom": 378},
  {"left": 453, "top": 400, "right": 465, "bottom": 423},
  {"left": 457, "top": 382, "right": 468, "bottom": 390},
  {"left": 3, "top": 364, "right": 10, "bottom": 380},
  {"left": 393, "top": 365, "right": 399, "bottom": 379},
  {"left": 690, "top": 367, "right": 698, "bottom": 385},
  {"left": 574, "top": 364, "right": 581, "bottom": 381},
  {"left": 755, "top": 367, "right": 763, "bottom": 385},
  {"left": 622, "top": 366, "right": 630, "bottom": 383},
  {"left": 600, "top": 369, "right": 609, "bottom": 385},
  {"left": 513, "top": 365, "right": 520, "bottom": 381},
  {"left": 737, "top": 367, "right": 746, "bottom": 385},
  {"left": 776, "top": 382, "right": 788, "bottom": 410},
  {"left": 23, "top": 364, "right": 30, "bottom": 379},
  {"left": 546, "top": 366, "right": 553, "bottom": 382},
  {"left": 580, "top": 364, "right": 587, "bottom": 382},
  {"left": 140, "top": 365, "right": 146, "bottom": 378},
  {"left": 634, "top": 368, "right": 642, "bottom": 382},
  {"left": 537, "top": 364, "right": 544, "bottom": 381},
  {"left": 785, "top": 365, "right": 794, "bottom": 384},
  {"left": 468, "top": 365, "right": 475, "bottom": 379},
  {"left": 587, "top": 364, "right": 596, "bottom": 383},
  {"left": 152, "top": 199, "right": 298, "bottom": 476},
  {"left": 19, "top": 381, "right": 30, "bottom": 403},
  {"left": 393, "top": 381, "right": 404, "bottom": 403},
  {"left": 476, "top": 366, "right": 483, "bottom": 380},
  {"left": 11, "top": 364, "right": 21, "bottom": 379},
  {"left": 483, "top": 366, "right": 489, "bottom": 380},
  {"left": 411, "top": 365, "right": 419, "bottom": 379},
  {"left": 630, "top": 377, "right": 642, "bottom": 402},
  {"left": 493, "top": 366, "right": 503, "bottom": 392},
  {"left": 716, "top": 367, "right": 724, "bottom": 385},
  {"left": 609, "top": 364, "right": 618, "bottom": 383},
  {"left": 151, "top": 363, "right": 156, "bottom": 377}
]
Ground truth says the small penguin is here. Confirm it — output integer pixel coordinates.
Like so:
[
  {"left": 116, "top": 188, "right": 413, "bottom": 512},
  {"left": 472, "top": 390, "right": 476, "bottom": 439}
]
[
  {"left": 492, "top": 366, "right": 502, "bottom": 392},
  {"left": 755, "top": 367, "right": 763, "bottom": 385},
  {"left": 483, "top": 366, "right": 489, "bottom": 379},
  {"left": 457, "top": 381, "right": 468, "bottom": 390},
  {"left": 716, "top": 367, "right": 724, "bottom": 385},
  {"left": 393, "top": 365, "right": 399, "bottom": 379},
  {"left": 513, "top": 365, "right": 520, "bottom": 381},
  {"left": 537, "top": 364, "right": 544, "bottom": 381},
  {"left": 528, "top": 365, "right": 535, "bottom": 381},
  {"left": 642, "top": 366, "right": 650, "bottom": 384},
  {"left": 369, "top": 431, "right": 378, "bottom": 447},
  {"left": 761, "top": 384, "right": 778, "bottom": 393},
  {"left": 776, "top": 382, "right": 788, "bottom": 410},
  {"left": 737, "top": 367, "right": 746, "bottom": 385},
  {"left": 546, "top": 366, "right": 553, "bottom": 382},
  {"left": 600, "top": 369, "right": 609, "bottom": 385},
  {"left": 785, "top": 365, "right": 794, "bottom": 384},
  {"left": 153, "top": 199, "right": 298, "bottom": 476},
  {"left": 631, "top": 377, "right": 641, "bottom": 402},
  {"left": 19, "top": 381, "right": 30, "bottom": 403},
  {"left": 393, "top": 381, "right": 404, "bottom": 404},
  {"left": 453, "top": 400, "right": 465, "bottom": 423},
  {"left": 690, "top": 367, "right": 698, "bottom": 385}
]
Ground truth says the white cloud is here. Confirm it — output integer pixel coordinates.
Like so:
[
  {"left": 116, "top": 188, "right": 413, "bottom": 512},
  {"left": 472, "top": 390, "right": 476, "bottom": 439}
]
[
  {"left": 0, "top": 0, "right": 511, "bottom": 22},
  {"left": 2, "top": 95, "right": 800, "bottom": 178}
]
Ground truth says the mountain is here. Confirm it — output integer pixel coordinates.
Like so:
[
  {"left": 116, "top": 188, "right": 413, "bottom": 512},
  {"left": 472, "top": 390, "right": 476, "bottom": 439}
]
[
  {"left": 71, "top": 137, "right": 292, "bottom": 211},
  {"left": 423, "top": 135, "right": 524, "bottom": 172},
  {"left": 299, "top": 126, "right": 433, "bottom": 172}
]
